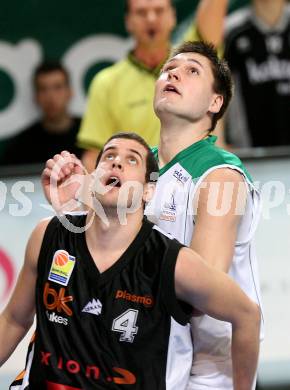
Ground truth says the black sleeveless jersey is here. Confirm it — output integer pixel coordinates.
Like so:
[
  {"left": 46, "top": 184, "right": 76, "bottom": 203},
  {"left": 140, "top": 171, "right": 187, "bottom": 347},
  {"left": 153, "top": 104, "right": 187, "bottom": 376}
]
[
  {"left": 225, "top": 5, "right": 290, "bottom": 147},
  {"left": 18, "top": 215, "right": 193, "bottom": 390}
]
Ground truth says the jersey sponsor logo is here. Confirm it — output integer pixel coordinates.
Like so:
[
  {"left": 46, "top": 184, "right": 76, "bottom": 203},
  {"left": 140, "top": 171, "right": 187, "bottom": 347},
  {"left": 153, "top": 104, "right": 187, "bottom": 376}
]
[
  {"left": 160, "top": 193, "right": 177, "bottom": 222},
  {"left": 48, "top": 250, "right": 76, "bottom": 286},
  {"left": 266, "top": 35, "right": 283, "bottom": 54},
  {"left": 41, "top": 351, "right": 136, "bottom": 385},
  {"left": 46, "top": 381, "right": 81, "bottom": 389},
  {"left": 82, "top": 299, "right": 102, "bottom": 316},
  {"left": 43, "top": 282, "right": 74, "bottom": 316},
  {"left": 246, "top": 57, "right": 290, "bottom": 84},
  {"left": 164, "top": 194, "right": 176, "bottom": 212},
  {"left": 159, "top": 212, "right": 176, "bottom": 222},
  {"left": 236, "top": 36, "right": 251, "bottom": 52},
  {"left": 46, "top": 310, "right": 68, "bottom": 326},
  {"left": 159, "top": 193, "right": 177, "bottom": 222},
  {"left": 173, "top": 168, "right": 190, "bottom": 185},
  {"left": 115, "top": 290, "right": 154, "bottom": 307}
]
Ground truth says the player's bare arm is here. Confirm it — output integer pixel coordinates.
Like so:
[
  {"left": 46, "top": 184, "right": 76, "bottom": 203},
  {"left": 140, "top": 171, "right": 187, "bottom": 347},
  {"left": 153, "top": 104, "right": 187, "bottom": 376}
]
[
  {"left": 191, "top": 168, "right": 247, "bottom": 272},
  {"left": 196, "top": 0, "right": 229, "bottom": 47},
  {"left": 0, "top": 218, "right": 51, "bottom": 366},
  {"left": 175, "top": 246, "right": 260, "bottom": 390}
]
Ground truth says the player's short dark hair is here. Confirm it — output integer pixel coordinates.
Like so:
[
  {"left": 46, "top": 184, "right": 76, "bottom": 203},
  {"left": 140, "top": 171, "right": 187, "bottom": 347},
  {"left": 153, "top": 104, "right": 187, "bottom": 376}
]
[
  {"left": 170, "top": 41, "right": 233, "bottom": 132},
  {"left": 124, "top": 0, "right": 174, "bottom": 14},
  {"left": 33, "top": 61, "right": 70, "bottom": 88},
  {"left": 95, "top": 132, "right": 159, "bottom": 183}
]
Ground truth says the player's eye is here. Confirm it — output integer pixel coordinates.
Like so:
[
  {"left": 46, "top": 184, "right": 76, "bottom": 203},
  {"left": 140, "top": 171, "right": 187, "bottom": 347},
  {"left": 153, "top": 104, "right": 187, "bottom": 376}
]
[
  {"left": 136, "top": 9, "right": 146, "bottom": 17},
  {"left": 128, "top": 156, "right": 137, "bottom": 165},
  {"left": 162, "top": 65, "right": 174, "bottom": 73},
  {"left": 190, "top": 67, "right": 199, "bottom": 75},
  {"left": 105, "top": 154, "right": 114, "bottom": 161},
  {"left": 155, "top": 7, "right": 165, "bottom": 16}
]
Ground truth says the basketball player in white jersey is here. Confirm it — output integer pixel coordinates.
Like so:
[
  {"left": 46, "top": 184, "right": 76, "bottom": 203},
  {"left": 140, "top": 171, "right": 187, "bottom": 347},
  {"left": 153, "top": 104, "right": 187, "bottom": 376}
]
[
  {"left": 41, "top": 41, "right": 263, "bottom": 389},
  {"left": 146, "top": 40, "right": 264, "bottom": 389}
]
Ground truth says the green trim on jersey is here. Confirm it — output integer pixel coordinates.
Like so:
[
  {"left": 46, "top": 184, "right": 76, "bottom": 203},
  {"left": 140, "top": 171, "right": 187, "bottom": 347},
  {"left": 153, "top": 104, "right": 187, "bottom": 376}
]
[
  {"left": 128, "top": 51, "right": 168, "bottom": 77},
  {"left": 151, "top": 136, "right": 252, "bottom": 182}
]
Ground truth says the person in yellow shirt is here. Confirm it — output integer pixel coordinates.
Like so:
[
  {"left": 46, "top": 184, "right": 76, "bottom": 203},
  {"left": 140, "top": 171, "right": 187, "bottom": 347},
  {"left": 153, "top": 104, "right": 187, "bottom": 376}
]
[{"left": 78, "top": 0, "right": 229, "bottom": 172}]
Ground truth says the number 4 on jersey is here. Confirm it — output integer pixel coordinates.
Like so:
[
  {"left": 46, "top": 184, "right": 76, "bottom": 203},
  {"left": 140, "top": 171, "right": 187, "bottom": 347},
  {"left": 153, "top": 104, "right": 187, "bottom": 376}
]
[{"left": 112, "top": 309, "right": 139, "bottom": 343}]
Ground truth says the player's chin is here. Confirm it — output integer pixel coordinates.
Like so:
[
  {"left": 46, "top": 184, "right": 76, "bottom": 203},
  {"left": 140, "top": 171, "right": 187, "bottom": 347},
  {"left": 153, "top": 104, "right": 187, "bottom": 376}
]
[{"left": 93, "top": 193, "right": 118, "bottom": 207}]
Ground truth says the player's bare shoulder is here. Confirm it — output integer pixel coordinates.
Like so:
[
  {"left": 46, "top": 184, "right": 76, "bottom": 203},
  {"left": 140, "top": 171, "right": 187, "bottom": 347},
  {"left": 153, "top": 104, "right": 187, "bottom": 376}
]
[{"left": 203, "top": 167, "right": 246, "bottom": 185}]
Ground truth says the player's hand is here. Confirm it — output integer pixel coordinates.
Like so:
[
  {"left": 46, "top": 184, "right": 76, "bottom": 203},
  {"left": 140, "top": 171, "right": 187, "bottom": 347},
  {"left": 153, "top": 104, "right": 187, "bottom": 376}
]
[{"left": 41, "top": 151, "right": 88, "bottom": 212}]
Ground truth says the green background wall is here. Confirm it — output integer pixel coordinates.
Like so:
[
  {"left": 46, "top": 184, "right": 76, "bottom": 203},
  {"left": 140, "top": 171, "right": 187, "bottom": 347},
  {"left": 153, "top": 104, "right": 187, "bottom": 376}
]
[{"left": 0, "top": 0, "right": 249, "bottom": 158}]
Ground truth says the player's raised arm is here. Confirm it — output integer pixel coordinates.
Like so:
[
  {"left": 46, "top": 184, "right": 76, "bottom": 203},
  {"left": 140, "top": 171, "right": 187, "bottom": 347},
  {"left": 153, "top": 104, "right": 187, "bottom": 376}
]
[
  {"left": 175, "top": 247, "right": 260, "bottom": 390},
  {"left": 41, "top": 151, "right": 88, "bottom": 211},
  {"left": 195, "top": 0, "right": 229, "bottom": 47},
  {"left": 0, "top": 218, "right": 50, "bottom": 366}
]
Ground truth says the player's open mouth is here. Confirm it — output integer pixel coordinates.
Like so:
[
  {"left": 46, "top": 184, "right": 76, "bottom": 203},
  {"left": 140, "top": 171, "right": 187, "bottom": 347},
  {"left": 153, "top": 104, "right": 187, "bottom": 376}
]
[
  {"left": 147, "top": 28, "right": 157, "bottom": 38},
  {"left": 164, "top": 84, "right": 181, "bottom": 95},
  {"left": 105, "top": 176, "right": 121, "bottom": 188}
]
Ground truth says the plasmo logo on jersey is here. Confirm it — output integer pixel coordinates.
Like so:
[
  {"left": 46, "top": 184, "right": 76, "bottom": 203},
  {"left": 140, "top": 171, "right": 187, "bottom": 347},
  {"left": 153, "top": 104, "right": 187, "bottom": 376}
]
[
  {"left": 115, "top": 290, "right": 154, "bottom": 308},
  {"left": 48, "top": 249, "right": 76, "bottom": 286}
]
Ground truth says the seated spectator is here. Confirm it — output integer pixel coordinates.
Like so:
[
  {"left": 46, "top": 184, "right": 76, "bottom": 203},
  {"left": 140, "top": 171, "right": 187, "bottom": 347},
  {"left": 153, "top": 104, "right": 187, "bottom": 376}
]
[
  {"left": 225, "top": 0, "right": 290, "bottom": 148},
  {"left": 1, "top": 62, "right": 82, "bottom": 165}
]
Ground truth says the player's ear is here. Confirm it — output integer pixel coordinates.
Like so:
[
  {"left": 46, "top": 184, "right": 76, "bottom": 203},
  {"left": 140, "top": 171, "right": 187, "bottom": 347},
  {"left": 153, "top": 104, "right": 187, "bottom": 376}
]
[
  {"left": 209, "top": 94, "right": 223, "bottom": 114},
  {"left": 143, "top": 182, "right": 156, "bottom": 203}
]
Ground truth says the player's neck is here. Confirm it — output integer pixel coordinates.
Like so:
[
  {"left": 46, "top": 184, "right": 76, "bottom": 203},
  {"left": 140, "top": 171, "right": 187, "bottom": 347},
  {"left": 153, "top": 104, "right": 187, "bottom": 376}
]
[
  {"left": 133, "top": 44, "right": 170, "bottom": 69},
  {"left": 254, "top": 0, "right": 285, "bottom": 27},
  {"left": 85, "top": 210, "right": 143, "bottom": 273},
  {"left": 42, "top": 113, "right": 72, "bottom": 134},
  {"left": 158, "top": 119, "right": 209, "bottom": 167}
]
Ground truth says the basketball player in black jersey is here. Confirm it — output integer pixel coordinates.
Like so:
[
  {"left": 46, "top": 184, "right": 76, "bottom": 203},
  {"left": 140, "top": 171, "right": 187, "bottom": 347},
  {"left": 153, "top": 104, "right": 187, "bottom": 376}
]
[{"left": 0, "top": 133, "right": 260, "bottom": 389}]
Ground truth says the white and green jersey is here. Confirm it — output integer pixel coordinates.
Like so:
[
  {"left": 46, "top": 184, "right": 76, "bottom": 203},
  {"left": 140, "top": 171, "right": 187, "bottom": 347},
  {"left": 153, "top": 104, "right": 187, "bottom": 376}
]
[{"left": 145, "top": 136, "right": 263, "bottom": 390}]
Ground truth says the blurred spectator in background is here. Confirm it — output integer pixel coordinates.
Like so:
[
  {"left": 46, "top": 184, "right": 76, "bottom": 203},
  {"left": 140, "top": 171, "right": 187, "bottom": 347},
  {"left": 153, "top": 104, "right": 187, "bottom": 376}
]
[
  {"left": 78, "top": 0, "right": 229, "bottom": 172},
  {"left": 225, "top": 0, "right": 290, "bottom": 148},
  {"left": 0, "top": 62, "right": 82, "bottom": 166}
]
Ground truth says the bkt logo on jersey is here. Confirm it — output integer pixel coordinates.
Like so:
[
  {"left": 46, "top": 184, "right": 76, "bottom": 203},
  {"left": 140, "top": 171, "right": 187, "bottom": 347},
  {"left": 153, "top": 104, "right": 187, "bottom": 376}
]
[{"left": 43, "top": 282, "right": 73, "bottom": 326}]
